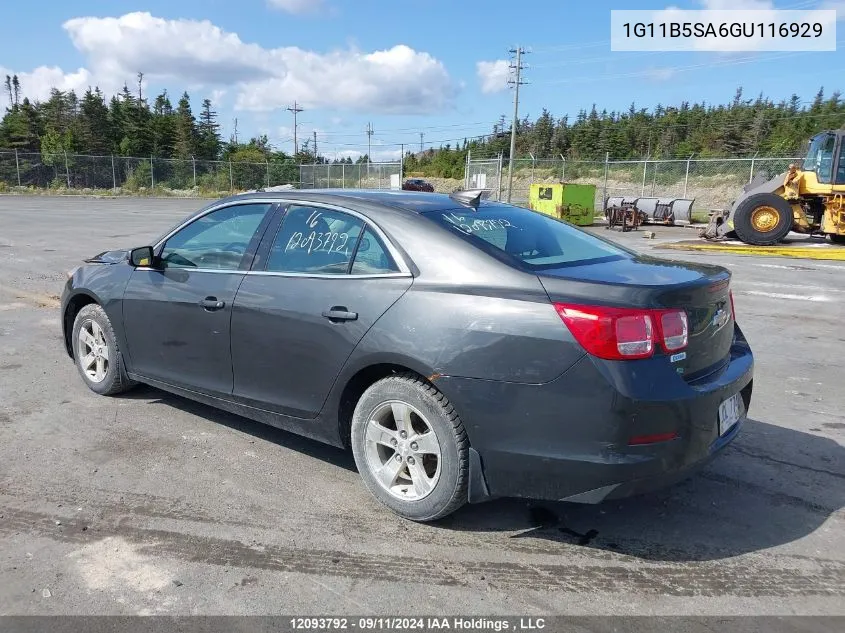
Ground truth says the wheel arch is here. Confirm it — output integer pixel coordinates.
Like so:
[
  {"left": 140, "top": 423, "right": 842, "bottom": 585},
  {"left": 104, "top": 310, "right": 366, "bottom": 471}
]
[
  {"left": 63, "top": 291, "right": 101, "bottom": 358},
  {"left": 335, "top": 361, "right": 437, "bottom": 450}
]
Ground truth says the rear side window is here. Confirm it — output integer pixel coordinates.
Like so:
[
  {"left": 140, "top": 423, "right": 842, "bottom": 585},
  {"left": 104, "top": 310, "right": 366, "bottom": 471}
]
[
  {"left": 266, "top": 205, "right": 363, "bottom": 274},
  {"left": 423, "top": 204, "right": 627, "bottom": 269},
  {"left": 351, "top": 228, "right": 398, "bottom": 274}
]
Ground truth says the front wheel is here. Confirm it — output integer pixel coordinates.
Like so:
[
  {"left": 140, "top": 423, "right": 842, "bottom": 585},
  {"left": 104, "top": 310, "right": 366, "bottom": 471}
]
[
  {"left": 351, "top": 373, "right": 468, "bottom": 521},
  {"left": 72, "top": 304, "right": 135, "bottom": 396},
  {"left": 732, "top": 193, "right": 794, "bottom": 246},
  {"left": 829, "top": 233, "right": 845, "bottom": 245}
]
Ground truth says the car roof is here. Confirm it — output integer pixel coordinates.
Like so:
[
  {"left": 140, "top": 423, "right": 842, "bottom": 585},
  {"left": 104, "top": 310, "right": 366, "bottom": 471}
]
[{"left": 207, "top": 189, "right": 497, "bottom": 215}]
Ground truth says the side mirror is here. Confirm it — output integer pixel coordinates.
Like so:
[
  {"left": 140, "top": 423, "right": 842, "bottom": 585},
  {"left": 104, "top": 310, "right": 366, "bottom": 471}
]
[{"left": 129, "top": 246, "right": 155, "bottom": 268}]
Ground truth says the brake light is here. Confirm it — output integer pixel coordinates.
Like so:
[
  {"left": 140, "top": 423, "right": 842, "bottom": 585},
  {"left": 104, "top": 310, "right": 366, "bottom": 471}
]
[{"left": 553, "top": 303, "right": 688, "bottom": 360}]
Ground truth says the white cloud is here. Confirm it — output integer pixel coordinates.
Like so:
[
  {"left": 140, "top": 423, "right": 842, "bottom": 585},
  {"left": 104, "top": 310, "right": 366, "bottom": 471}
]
[
  {"left": 40, "top": 12, "right": 454, "bottom": 115},
  {"left": 697, "top": 0, "right": 772, "bottom": 8},
  {"left": 236, "top": 44, "right": 454, "bottom": 113},
  {"left": 0, "top": 65, "right": 94, "bottom": 102},
  {"left": 643, "top": 67, "right": 677, "bottom": 82},
  {"left": 267, "top": 0, "right": 326, "bottom": 14},
  {"left": 476, "top": 60, "right": 509, "bottom": 94},
  {"left": 335, "top": 148, "right": 402, "bottom": 162}
]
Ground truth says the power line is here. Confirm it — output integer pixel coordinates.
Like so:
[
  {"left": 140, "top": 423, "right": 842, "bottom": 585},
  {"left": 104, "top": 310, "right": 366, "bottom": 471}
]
[{"left": 286, "top": 101, "right": 304, "bottom": 155}]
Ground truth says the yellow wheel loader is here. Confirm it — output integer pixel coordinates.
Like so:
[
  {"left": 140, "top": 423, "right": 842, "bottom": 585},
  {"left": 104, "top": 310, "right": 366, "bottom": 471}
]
[{"left": 708, "top": 130, "right": 845, "bottom": 246}]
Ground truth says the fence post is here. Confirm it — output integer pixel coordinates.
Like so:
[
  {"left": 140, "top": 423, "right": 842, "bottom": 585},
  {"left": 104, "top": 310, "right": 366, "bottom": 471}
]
[
  {"left": 530, "top": 153, "right": 535, "bottom": 191},
  {"left": 229, "top": 160, "right": 234, "bottom": 192},
  {"left": 641, "top": 154, "right": 649, "bottom": 196},
  {"left": 266, "top": 161, "right": 270, "bottom": 188},
  {"left": 560, "top": 154, "right": 565, "bottom": 182},
  {"left": 465, "top": 150, "right": 470, "bottom": 189},
  {"left": 399, "top": 144, "right": 404, "bottom": 190},
  {"left": 150, "top": 156, "right": 154, "bottom": 189},
  {"left": 601, "top": 152, "right": 609, "bottom": 213},
  {"left": 14, "top": 149, "right": 20, "bottom": 187},
  {"left": 651, "top": 161, "right": 658, "bottom": 196},
  {"left": 111, "top": 155, "right": 116, "bottom": 190},
  {"left": 192, "top": 156, "right": 197, "bottom": 188},
  {"left": 342, "top": 162, "right": 345, "bottom": 188},
  {"left": 749, "top": 151, "right": 759, "bottom": 183},
  {"left": 64, "top": 151, "right": 70, "bottom": 188},
  {"left": 683, "top": 153, "right": 694, "bottom": 199},
  {"left": 496, "top": 153, "right": 503, "bottom": 201}
]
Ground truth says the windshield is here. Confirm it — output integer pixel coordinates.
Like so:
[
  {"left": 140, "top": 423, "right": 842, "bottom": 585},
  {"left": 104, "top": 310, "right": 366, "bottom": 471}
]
[{"left": 423, "top": 203, "right": 629, "bottom": 269}]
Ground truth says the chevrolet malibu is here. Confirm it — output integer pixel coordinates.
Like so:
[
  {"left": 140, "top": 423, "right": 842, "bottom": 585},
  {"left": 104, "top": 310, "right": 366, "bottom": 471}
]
[{"left": 61, "top": 190, "right": 753, "bottom": 521}]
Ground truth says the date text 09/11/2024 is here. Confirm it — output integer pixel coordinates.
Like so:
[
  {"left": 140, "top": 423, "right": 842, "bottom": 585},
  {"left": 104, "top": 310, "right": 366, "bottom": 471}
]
[{"left": 289, "top": 617, "right": 548, "bottom": 630}]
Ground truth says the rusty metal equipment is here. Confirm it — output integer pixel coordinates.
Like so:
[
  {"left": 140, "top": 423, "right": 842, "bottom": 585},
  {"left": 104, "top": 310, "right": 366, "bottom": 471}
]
[
  {"left": 604, "top": 196, "right": 695, "bottom": 230},
  {"left": 605, "top": 197, "right": 646, "bottom": 232}
]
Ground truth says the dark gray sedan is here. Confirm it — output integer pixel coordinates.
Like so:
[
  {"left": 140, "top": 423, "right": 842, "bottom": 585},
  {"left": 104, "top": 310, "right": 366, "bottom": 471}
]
[{"left": 61, "top": 190, "right": 753, "bottom": 521}]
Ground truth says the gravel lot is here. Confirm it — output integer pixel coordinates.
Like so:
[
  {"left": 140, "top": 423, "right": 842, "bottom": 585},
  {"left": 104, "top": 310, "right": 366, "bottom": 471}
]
[{"left": 0, "top": 195, "right": 843, "bottom": 616}]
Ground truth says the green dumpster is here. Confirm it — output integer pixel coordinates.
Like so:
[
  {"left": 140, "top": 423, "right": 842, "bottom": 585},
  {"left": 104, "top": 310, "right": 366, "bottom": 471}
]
[{"left": 528, "top": 183, "right": 595, "bottom": 226}]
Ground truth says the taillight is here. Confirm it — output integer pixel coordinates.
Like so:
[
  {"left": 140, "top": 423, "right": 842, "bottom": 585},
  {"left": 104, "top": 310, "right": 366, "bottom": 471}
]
[
  {"left": 660, "top": 310, "right": 688, "bottom": 351},
  {"left": 554, "top": 303, "right": 688, "bottom": 360}
]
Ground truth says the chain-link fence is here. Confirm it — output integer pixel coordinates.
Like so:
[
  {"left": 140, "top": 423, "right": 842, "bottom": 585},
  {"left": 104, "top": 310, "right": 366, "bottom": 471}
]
[
  {"left": 0, "top": 149, "right": 803, "bottom": 213},
  {"left": 0, "top": 151, "right": 301, "bottom": 195},
  {"left": 464, "top": 154, "right": 801, "bottom": 216},
  {"left": 300, "top": 161, "right": 402, "bottom": 190}
]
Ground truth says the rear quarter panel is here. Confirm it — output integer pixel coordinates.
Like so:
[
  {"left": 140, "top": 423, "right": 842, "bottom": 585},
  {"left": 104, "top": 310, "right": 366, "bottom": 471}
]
[{"left": 335, "top": 207, "right": 586, "bottom": 384}]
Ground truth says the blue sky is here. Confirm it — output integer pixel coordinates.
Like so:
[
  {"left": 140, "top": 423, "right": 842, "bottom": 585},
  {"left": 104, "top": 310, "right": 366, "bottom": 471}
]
[{"left": 3, "top": 0, "right": 844, "bottom": 159}]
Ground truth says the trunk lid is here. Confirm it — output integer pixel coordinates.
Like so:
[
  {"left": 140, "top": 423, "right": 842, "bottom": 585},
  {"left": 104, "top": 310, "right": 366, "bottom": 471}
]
[{"left": 537, "top": 255, "right": 733, "bottom": 377}]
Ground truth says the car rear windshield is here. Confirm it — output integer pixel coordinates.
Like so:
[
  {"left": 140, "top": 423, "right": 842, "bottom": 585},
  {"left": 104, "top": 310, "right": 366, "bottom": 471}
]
[{"left": 423, "top": 204, "right": 629, "bottom": 269}]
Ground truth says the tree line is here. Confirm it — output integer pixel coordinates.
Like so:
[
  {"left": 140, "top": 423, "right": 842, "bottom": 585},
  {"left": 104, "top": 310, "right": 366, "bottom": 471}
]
[
  {"left": 404, "top": 87, "right": 845, "bottom": 177},
  {"left": 3, "top": 73, "right": 845, "bottom": 181}
]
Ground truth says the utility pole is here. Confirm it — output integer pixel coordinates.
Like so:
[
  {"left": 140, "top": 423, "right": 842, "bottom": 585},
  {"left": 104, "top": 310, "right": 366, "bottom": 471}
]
[
  {"left": 366, "top": 122, "right": 374, "bottom": 165},
  {"left": 419, "top": 132, "right": 424, "bottom": 153},
  {"left": 137, "top": 72, "right": 143, "bottom": 103},
  {"left": 313, "top": 130, "right": 318, "bottom": 162},
  {"left": 232, "top": 118, "right": 238, "bottom": 145},
  {"left": 506, "top": 46, "right": 528, "bottom": 202},
  {"left": 287, "top": 101, "right": 304, "bottom": 156}
]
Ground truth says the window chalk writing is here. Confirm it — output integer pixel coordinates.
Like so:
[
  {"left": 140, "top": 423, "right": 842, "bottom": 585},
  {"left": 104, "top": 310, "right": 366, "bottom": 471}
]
[
  {"left": 285, "top": 230, "right": 350, "bottom": 255},
  {"left": 443, "top": 213, "right": 513, "bottom": 234}
]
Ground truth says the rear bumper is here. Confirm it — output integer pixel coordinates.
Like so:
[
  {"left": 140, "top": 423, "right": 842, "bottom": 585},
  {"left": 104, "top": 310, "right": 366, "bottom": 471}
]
[{"left": 437, "top": 325, "right": 754, "bottom": 504}]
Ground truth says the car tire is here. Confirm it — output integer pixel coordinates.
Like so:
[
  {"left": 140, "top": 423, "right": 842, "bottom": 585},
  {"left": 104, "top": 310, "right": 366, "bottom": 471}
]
[
  {"left": 829, "top": 233, "right": 845, "bottom": 245},
  {"left": 732, "top": 193, "right": 794, "bottom": 246},
  {"left": 351, "top": 373, "right": 468, "bottom": 521},
  {"left": 71, "top": 304, "right": 135, "bottom": 396}
]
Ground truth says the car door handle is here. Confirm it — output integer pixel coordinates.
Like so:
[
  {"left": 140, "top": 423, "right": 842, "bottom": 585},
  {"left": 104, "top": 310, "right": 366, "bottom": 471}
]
[
  {"left": 322, "top": 307, "right": 358, "bottom": 322},
  {"left": 199, "top": 297, "right": 225, "bottom": 311}
]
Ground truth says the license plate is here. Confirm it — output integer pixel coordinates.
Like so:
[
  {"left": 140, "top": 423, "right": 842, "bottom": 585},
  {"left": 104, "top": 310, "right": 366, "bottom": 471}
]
[{"left": 718, "top": 393, "right": 743, "bottom": 436}]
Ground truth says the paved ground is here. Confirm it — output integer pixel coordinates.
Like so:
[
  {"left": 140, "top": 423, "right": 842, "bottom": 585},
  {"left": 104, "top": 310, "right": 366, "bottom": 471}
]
[{"left": 0, "top": 195, "right": 843, "bottom": 616}]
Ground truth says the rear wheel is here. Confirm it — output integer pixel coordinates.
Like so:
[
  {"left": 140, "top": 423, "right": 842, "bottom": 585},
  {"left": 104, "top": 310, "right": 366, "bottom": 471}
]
[
  {"left": 733, "top": 193, "right": 794, "bottom": 246},
  {"left": 351, "top": 373, "right": 468, "bottom": 521},
  {"left": 829, "top": 234, "right": 845, "bottom": 245}
]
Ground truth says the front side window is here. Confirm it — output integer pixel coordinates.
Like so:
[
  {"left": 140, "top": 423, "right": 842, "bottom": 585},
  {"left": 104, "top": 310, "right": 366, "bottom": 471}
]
[
  {"left": 266, "top": 206, "right": 363, "bottom": 274},
  {"left": 424, "top": 203, "right": 627, "bottom": 269},
  {"left": 159, "top": 203, "right": 272, "bottom": 270}
]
